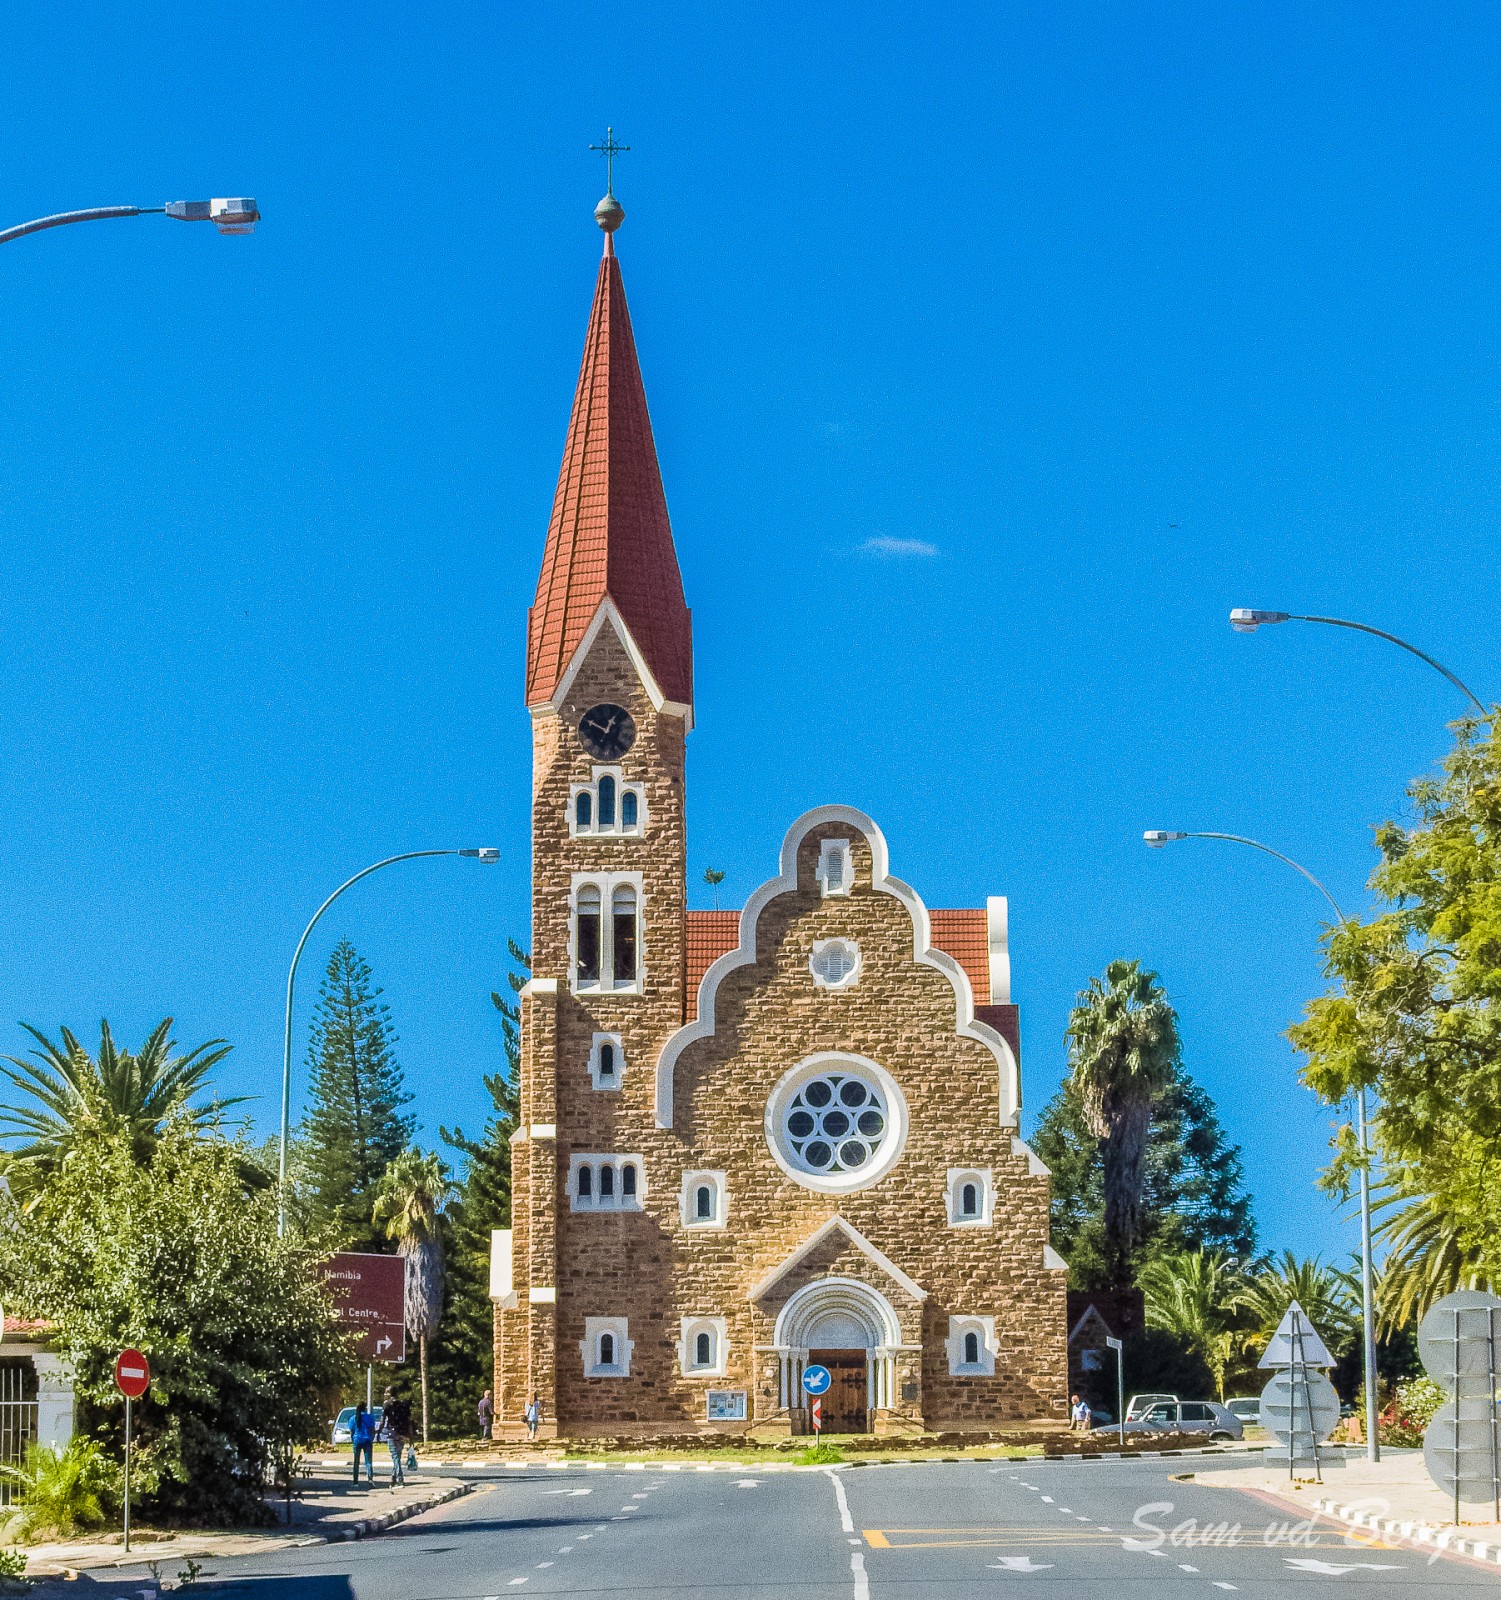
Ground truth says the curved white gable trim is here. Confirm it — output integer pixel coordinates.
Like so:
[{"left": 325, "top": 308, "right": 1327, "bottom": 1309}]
[
  {"left": 531, "top": 596, "right": 693, "bottom": 732},
  {"left": 654, "top": 804, "right": 1021, "bottom": 1130}
]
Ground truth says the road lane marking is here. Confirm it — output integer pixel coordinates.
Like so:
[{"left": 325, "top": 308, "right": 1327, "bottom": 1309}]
[
  {"left": 1284, "top": 1559, "right": 1404, "bottom": 1574},
  {"left": 1178, "top": 1563, "right": 1198, "bottom": 1572},
  {"left": 990, "top": 1557, "right": 1054, "bottom": 1573},
  {"left": 864, "top": 1531, "right": 890, "bottom": 1549},
  {"left": 851, "top": 1547, "right": 870, "bottom": 1600},
  {"left": 535, "top": 1562, "right": 553, "bottom": 1569},
  {"left": 827, "top": 1470, "right": 856, "bottom": 1533},
  {"left": 1040, "top": 1495, "right": 1054, "bottom": 1503},
  {"left": 1212, "top": 1586, "right": 1237, "bottom": 1592}
]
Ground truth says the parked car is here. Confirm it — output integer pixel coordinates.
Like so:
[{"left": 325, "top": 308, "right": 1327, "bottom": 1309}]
[
  {"left": 331, "top": 1405, "right": 384, "bottom": 1445},
  {"left": 1124, "top": 1391, "right": 1178, "bottom": 1421},
  {"left": 1110, "top": 1399, "right": 1243, "bottom": 1442},
  {"left": 1224, "top": 1396, "right": 1261, "bottom": 1426}
]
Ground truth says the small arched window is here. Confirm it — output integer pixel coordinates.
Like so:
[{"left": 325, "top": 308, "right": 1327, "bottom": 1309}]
[
  {"left": 599, "top": 1042, "right": 615, "bottom": 1078},
  {"left": 621, "top": 790, "right": 638, "bottom": 827},
  {"left": 576, "top": 884, "right": 602, "bottom": 985},
  {"left": 599, "top": 1164, "right": 615, "bottom": 1199},
  {"left": 696, "top": 1184, "right": 713, "bottom": 1221},
  {"left": 695, "top": 1331, "right": 712, "bottom": 1366},
  {"left": 599, "top": 1332, "right": 615, "bottom": 1367},
  {"left": 621, "top": 1163, "right": 637, "bottom": 1198},
  {"left": 597, "top": 775, "right": 616, "bottom": 827},
  {"left": 962, "top": 1182, "right": 978, "bottom": 1218},
  {"left": 964, "top": 1331, "right": 979, "bottom": 1365},
  {"left": 577, "top": 1165, "right": 593, "bottom": 1200},
  {"left": 611, "top": 884, "right": 638, "bottom": 983},
  {"left": 575, "top": 791, "right": 592, "bottom": 827}
]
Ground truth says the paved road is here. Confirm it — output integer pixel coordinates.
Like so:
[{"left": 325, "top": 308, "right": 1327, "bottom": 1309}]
[{"left": 49, "top": 1458, "right": 1501, "bottom": 1598}]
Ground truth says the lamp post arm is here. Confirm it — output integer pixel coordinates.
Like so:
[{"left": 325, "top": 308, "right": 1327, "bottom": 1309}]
[
  {"left": 1291, "top": 615, "right": 1488, "bottom": 719},
  {"left": 1181, "top": 832, "right": 1346, "bottom": 922},
  {"left": 0, "top": 206, "right": 163, "bottom": 245},
  {"left": 277, "top": 850, "right": 461, "bottom": 1236}
]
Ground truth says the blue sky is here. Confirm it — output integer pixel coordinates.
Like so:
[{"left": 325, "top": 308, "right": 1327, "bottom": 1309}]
[{"left": 2, "top": 2, "right": 1497, "bottom": 1263}]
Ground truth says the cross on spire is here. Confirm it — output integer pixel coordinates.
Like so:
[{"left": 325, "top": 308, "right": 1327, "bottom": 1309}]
[{"left": 590, "top": 127, "right": 630, "bottom": 196}]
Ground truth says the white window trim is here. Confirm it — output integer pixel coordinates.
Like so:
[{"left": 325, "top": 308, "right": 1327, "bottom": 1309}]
[
  {"left": 588, "top": 1032, "right": 625, "bottom": 1092},
  {"left": 947, "top": 1315, "right": 998, "bottom": 1376},
  {"left": 570, "top": 871, "right": 645, "bottom": 995},
  {"left": 946, "top": 1167, "right": 995, "bottom": 1228},
  {"left": 816, "top": 838, "right": 853, "bottom": 897},
  {"left": 569, "top": 764, "right": 647, "bottom": 839},
  {"left": 680, "top": 1170, "right": 728, "bottom": 1230},
  {"left": 568, "top": 1153, "right": 647, "bottom": 1212},
  {"left": 810, "top": 937, "right": 862, "bottom": 991},
  {"left": 678, "top": 1315, "right": 729, "bottom": 1378},
  {"left": 582, "top": 1316, "right": 633, "bottom": 1378},
  {"left": 764, "top": 1052, "right": 910, "bottom": 1197}
]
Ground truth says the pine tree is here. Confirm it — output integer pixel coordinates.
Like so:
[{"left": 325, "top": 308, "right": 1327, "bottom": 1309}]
[
  {"left": 300, "top": 940, "right": 414, "bottom": 1248},
  {"left": 1031, "top": 1062, "right": 1256, "bottom": 1292}
]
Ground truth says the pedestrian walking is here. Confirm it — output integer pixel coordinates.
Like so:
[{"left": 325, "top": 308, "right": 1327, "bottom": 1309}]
[
  {"left": 524, "top": 1394, "right": 542, "bottom": 1441},
  {"left": 381, "top": 1388, "right": 414, "bottom": 1485},
  {"left": 1069, "top": 1393, "right": 1092, "bottom": 1433},
  {"left": 351, "top": 1401, "right": 376, "bottom": 1484},
  {"left": 478, "top": 1388, "right": 493, "bottom": 1440}
]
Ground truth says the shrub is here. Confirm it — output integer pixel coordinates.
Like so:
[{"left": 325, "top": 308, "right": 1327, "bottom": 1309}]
[
  {"left": 0, "top": 1441, "right": 109, "bottom": 1543},
  {"left": 1381, "top": 1376, "right": 1446, "bottom": 1448},
  {"left": 793, "top": 1440, "right": 845, "bottom": 1465}
]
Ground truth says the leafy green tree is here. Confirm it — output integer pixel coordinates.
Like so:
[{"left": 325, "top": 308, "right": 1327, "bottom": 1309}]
[
  {"left": 1290, "top": 717, "right": 1501, "bottom": 1285},
  {"left": 1033, "top": 1062, "right": 1256, "bottom": 1290},
  {"left": 0, "top": 1020, "right": 240, "bottom": 1197},
  {"left": 0, "top": 1118, "right": 345, "bottom": 1526},
  {"left": 373, "top": 1149, "right": 454, "bottom": 1443},
  {"left": 1372, "top": 1178, "right": 1493, "bottom": 1335},
  {"left": 301, "top": 941, "right": 414, "bottom": 1248},
  {"left": 1137, "top": 1249, "right": 1251, "bottom": 1400},
  {"left": 1236, "top": 1251, "right": 1360, "bottom": 1356},
  {"left": 1063, "top": 961, "right": 1183, "bottom": 1287}
]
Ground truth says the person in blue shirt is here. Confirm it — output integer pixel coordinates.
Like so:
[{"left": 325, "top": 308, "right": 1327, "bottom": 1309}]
[{"left": 351, "top": 1401, "right": 376, "bottom": 1485}]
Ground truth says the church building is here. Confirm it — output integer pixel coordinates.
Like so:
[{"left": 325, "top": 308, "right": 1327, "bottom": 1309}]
[{"left": 490, "top": 189, "right": 1068, "bottom": 1438}]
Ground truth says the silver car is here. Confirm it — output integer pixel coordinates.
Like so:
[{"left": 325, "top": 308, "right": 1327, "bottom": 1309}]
[
  {"left": 1115, "top": 1399, "right": 1243, "bottom": 1442},
  {"left": 330, "top": 1404, "right": 384, "bottom": 1445}
]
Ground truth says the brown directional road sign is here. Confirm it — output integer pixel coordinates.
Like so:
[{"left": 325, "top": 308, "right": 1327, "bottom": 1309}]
[{"left": 320, "top": 1252, "right": 406, "bottom": 1362}]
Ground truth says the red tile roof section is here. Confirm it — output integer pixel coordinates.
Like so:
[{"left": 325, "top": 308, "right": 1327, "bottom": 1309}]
[
  {"left": 526, "top": 243, "right": 693, "bottom": 708},
  {"left": 929, "top": 908, "right": 991, "bottom": 1004},
  {"left": 683, "top": 907, "right": 993, "bottom": 1020}
]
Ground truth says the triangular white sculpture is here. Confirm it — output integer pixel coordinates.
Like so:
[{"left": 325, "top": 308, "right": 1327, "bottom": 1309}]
[{"left": 1259, "top": 1300, "right": 1335, "bottom": 1369}]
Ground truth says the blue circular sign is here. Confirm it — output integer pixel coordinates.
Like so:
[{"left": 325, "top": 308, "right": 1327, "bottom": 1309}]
[{"left": 802, "top": 1364, "right": 832, "bottom": 1396}]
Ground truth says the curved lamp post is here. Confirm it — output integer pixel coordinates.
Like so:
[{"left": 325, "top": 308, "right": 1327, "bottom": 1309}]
[
  {"left": 0, "top": 199, "right": 260, "bottom": 245},
  {"left": 1229, "top": 611, "right": 1487, "bottom": 719},
  {"left": 1143, "top": 828, "right": 1380, "bottom": 1462},
  {"left": 278, "top": 848, "right": 499, "bottom": 1237}
]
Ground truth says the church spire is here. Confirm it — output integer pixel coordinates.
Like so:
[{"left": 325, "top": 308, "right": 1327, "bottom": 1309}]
[{"left": 526, "top": 183, "right": 692, "bottom": 711}]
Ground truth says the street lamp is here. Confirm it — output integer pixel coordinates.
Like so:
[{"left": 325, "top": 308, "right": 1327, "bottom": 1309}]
[
  {"left": 1228, "top": 611, "right": 1487, "bottom": 719},
  {"left": 277, "top": 847, "right": 499, "bottom": 1238},
  {"left": 1142, "top": 828, "right": 1381, "bottom": 1462},
  {"left": 0, "top": 198, "right": 260, "bottom": 246}
]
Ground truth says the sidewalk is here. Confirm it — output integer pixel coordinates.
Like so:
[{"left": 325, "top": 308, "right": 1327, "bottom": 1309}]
[
  {"left": 1189, "top": 1446, "right": 1501, "bottom": 1567},
  {"left": 21, "top": 1472, "right": 474, "bottom": 1578}
]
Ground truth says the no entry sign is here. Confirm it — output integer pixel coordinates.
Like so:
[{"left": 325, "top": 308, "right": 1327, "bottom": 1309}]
[
  {"left": 115, "top": 1349, "right": 150, "bottom": 1399},
  {"left": 319, "top": 1252, "right": 407, "bottom": 1363}
]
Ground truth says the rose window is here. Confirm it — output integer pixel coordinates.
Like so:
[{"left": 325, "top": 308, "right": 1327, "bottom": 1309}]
[{"left": 782, "top": 1071, "right": 888, "bottom": 1174}]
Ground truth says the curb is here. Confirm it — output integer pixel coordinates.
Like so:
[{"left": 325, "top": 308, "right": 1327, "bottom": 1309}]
[
  {"left": 1313, "top": 1497, "right": 1501, "bottom": 1567},
  {"left": 322, "top": 1480, "right": 475, "bottom": 1542}
]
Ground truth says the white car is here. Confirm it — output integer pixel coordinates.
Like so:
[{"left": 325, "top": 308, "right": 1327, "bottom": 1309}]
[
  {"left": 330, "top": 1405, "right": 384, "bottom": 1445},
  {"left": 1111, "top": 1399, "right": 1243, "bottom": 1442},
  {"left": 1224, "top": 1396, "right": 1261, "bottom": 1426}
]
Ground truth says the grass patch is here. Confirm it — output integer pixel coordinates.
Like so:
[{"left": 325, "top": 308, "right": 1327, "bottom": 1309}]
[{"left": 792, "top": 1441, "right": 846, "bottom": 1465}]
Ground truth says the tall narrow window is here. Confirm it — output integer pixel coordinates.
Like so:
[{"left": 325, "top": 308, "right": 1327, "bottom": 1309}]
[
  {"left": 597, "top": 775, "right": 616, "bottom": 827},
  {"left": 964, "top": 1331, "right": 979, "bottom": 1365},
  {"left": 599, "top": 1164, "right": 615, "bottom": 1199},
  {"left": 578, "top": 1165, "right": 593, "bottom": 1200},
  {"left": 599, "top": 1333, "right": 615, "bottom": 1366},
  {"left": 612, "top": 884, "right": 638, "bottom": 984},
  {"left": 575, "top": 792, "right": 592, "bottom": 828},
  {"left": 576, "top": 885, "right": 601, "bottom": 985},
  {"left": 962, "top": 1182, "right": 978, "bottom": 1218},
  {"left": 696, "top": 1184, "right": 713, "bottom": 1221},
  {"left": 621, "top": 1163, "right": 637, "bottom": 1198},
  {"left": 598, "top": 1042, "right": 615, "bottom": 1079},
  {"left": 621, "top": 790, "right": 638, "bottom": 828},
  {"left": 695, "top": 1331, "right": 712, "bottom": 1366}
]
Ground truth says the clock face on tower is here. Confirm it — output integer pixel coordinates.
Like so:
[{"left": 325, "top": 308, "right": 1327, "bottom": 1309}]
[{"left": 577, "top": 703, "right": 636, "bottom": 761}]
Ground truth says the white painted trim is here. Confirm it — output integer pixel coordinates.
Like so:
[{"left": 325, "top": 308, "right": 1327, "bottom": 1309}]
[
  {"left": 1044, "top": 1245, "right": 1069, "bottom": 1272},
  {"left": 945, "top": 1167, "right": 995, "bottom": 1228},
  {"left": 539, "top": 597, "right": 694, "bottom": 735},
  {"left": 1068, "top": 1303, "right": 1114, "bottom": 1345},
  {"left": 680, "top": 1170, "right": 728, "bottom": 1229},
  {"left": 528, "top": 1286, "right": 556, "bottom": 1304},
  {"left": 529, "top": 1123, "right": 556, "bottom": 1141},
  {"left": 570, "top": 870, "right": 645, "bottom": 996},
  {"left": 489, "top": 1228, "right": 514, "bottom": 1300},
  {"left": 771, "top": 1274, "right": 905, "bottom": 1350},
  {"left": 567, "top": 1153, "right": 647, "bottom": 1212},
  {"left": 986, "top": 896, "right": 1010, "bottom": 1005},
  {"left": 678, "top": 1315, "right": 729, "bottom": 1377},
  {"left": 809, "top": 937, "right": 862, "bottom": 990},
  {"left": 1011, "top": 1137, "right": 1050, "bottom": 1177},
  {"left": 581, "top": 1315, "right": 634, "bottom": 1377},
  {"left": 569, "top": 764, "right": 647, "bottom": 839},
  {"left": 817, "top": 838, "right": 852, "bottom": 897},
  {"left": 520, "top": 978, "right": 559, "bottom": 997},
  {"left": 747, "top": 1214, "right": 927, "bottom": 1304},
  {"left": 654, "top": 805, "right": 1021, "bottom": 1129},
  {"left": 588, "top": 1032, "right": 625, "bottom": 1092},
  {"left": 946, "top": 1314, "right": 998, "bottom": 1376},
  {"left": 764, "top": 1052, "right": 908, "bottom": 1195}
]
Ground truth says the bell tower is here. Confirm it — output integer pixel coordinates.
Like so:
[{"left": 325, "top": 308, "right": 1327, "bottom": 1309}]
[{"left": 497, "top": 180, "right": 693, "bottom": 1432}]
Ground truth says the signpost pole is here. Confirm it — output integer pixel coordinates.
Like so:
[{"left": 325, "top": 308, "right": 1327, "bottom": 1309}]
[
  {"left": 123, "top": 1394, "right": 132, "bottom": 1554},
  {"left": 367, "top": 1364, "right": 373, "bottom": 1412},
  {"left": 1107, "top": 1336, "right": 1124, "bottom": 1449}
]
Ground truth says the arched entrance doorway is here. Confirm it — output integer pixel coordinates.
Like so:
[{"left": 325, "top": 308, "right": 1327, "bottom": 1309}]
[{"left": 773, "top": 1278, "right": 902, "bottom": 1434}]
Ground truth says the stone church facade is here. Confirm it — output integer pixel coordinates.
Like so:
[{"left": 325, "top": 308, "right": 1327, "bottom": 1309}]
[{"left": 491, "top": 199, "right": 1068, "bottom": 1439}]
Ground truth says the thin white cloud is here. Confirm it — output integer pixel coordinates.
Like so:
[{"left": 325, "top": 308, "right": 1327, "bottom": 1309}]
[{"left": 860, "top": 535, "right": 940, "bottom": 559}]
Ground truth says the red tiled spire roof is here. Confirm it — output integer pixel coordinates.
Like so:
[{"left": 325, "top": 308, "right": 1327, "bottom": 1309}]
[{"left": 526, "top": 237, "right": 693, "bottom": 709}]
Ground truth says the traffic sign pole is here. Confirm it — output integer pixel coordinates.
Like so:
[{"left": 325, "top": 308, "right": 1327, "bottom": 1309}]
[
  {"left": 114, "top": 1348, "right": 150, "bottom": 1553},
  {"left": 1106, "top": 1335, "right": 1124, "bottom": 1449},
  {"left": 123, "top": 1395, "right": 131, "bottom": 1553}
]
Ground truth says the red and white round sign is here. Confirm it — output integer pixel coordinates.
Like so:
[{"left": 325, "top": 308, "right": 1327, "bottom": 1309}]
[{"left": 114, "top": 1349, "right": 150, "bottom": 1399}]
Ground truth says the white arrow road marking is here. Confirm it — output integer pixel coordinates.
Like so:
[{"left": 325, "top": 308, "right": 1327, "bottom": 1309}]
[
  {"left": 735, "top": 1478, "right": 763, "bottom": 1487},
  {"left": 1120, "top": 1537, "right": 1157, "bottom": 1552},
  {"left": 1284, "top": 1559, "right": 1404, "bottom": 1575},
  {"left": 989, "top": 1557, "right": 1054, "bottom": 1573},
  {"left": 542, "top": 1487, "right": 592, "bottom": 1496}
]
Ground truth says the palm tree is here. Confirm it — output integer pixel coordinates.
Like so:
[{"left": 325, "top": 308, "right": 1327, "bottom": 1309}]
[
  {"left": 1138, "top": 1249, "right": 1250, "bottom": 1399},
  {"left": 1237, "top": 1252, "right": 1360, "bottom": 1356},
  {"left": 1372, "top": 1183, "right": 1492, "bottom": 1335},
  {"left": 1066, "top": 960, "right": 1180, "bottom": 1284},
  {"left": 0, "top": 1020, "right": 240, "bottom": 1194},
  {"left": 373, "top": 1149, "right": 455, "bottom": 1442}
]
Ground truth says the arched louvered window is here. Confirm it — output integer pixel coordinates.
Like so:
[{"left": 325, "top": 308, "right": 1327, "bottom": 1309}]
[
  {"left": 599, "top": 1041, "right": 615, "bottom": 1078},
  {"left": 575, "top": 791, "right": 592, "bottom": 827},
  {"left": 577, "top": 1165, "right": 593, "bottom": 1200},
  {"left": 599, "top": 1164, "right": 615, "bottom": 1199},
  {"left": 597, "top": 775, "right": 616, "bottom": 827},
  {"left": 696, "top": 1184, "right": 713, "bottom": 1220},
  {"left": 964, "top": 1331, "right": 979, "bottom": 1365},
  {"left": 612, "top": 884, "right": 638, "bottom": 983},
  {"left": 621, "top": 1163, "right": 637, "bottom": 1198},
  {"left": 621, "top": 790, "right": 638, "bottom": 827},
  {"left": 695, "top": 1331, "right": 712, "bottom": 1366},
  {"left": 962, "top": 1182, "right": 978, "bottom": 1218},
  {"left": 599, "top": 1332, "right": 615, "bottom": 1367}
]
